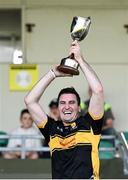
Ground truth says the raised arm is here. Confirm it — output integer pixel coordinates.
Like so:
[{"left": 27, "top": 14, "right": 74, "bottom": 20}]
[
  {"left": 70, "top": 41, "right": 104, "bottom": 119},
  {"left": 24, "top": 67, "right": 71, "bottom": 126}
]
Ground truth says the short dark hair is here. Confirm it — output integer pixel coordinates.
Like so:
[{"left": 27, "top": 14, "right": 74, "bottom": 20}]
[
  {"left": 49, "top": 98, "right": 58, "bottom": 108},
  {"left": 20, "top": 109, "right": 29, "bottom": 119},
  {"left": 57, "top": 87, "right": 81, "bottom": 106}
]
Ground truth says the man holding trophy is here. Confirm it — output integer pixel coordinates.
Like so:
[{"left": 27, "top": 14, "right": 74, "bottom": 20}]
[{"left": 25, "top": 17, "right": 104, "bottom": 179}]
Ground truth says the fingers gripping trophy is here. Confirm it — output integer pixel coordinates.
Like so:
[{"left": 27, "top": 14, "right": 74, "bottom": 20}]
[{"left": 57, "top": 16, "right": 91, "bottom": 75}]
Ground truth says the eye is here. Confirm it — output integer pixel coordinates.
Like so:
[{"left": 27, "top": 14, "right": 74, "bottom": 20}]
[
  {"left": 59, "top": 101, "right": 65, "bottom": 105},
  {"left": 69, "top": 100, "right": 76, "bottom": 104}
]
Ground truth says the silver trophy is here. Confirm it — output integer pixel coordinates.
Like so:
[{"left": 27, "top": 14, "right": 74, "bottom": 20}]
[{"left": 57, "top": 16, "right": 91, "bottom": 75}]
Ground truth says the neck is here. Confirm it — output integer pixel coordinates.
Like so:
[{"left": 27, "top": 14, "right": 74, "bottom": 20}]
[
  {"left": 63, "top": 121, "right": 75, "bottom": 126},
  {"left": 62, "top": 113, "right": 80, "bottom": 126}
]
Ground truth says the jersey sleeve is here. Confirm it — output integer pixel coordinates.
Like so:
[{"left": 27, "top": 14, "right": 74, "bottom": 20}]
[
  {"left": 37, "top": 116, "right": 55, "bottom": 143},
  {"left": 85, "top": 112, "right": 104, "bottom": 135}
]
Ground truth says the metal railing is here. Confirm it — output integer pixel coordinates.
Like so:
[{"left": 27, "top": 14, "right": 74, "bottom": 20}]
[
  {"left": 0, "top": 134, "right": 117, "bottom": 159},
  {"left": 0, "top": 135, "right": 49, "bottom": 159},
  {"left": 99, "top": 135, "right": 116, "bottom": 152},
  {"left": 117, "top": 132, "right": 128, "bottom": 175},
  {"left": 1, "top": 133, "right": 128, "bottom": 176}
]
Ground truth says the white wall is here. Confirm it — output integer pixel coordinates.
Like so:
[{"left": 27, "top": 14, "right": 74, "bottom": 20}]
[
  {"left": 0, "top": 0, "right": 128, "bottom": 132},
  {"left": 1, "top": 63, "right": 128, "bottom": 132},
  {"left": 26, "top": 8, "right": 128, "bottom": 64}
]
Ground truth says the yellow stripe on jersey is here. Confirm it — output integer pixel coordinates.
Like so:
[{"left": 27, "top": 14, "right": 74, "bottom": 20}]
[
  {"left": 49, "top": 130, "right": 100, "bottom": 153},
  {"left": 90, "top": 128, "right": 101, "bottom": 179},
  {"left": 37, "top": 119, "right": 48, "bottom": 128},
  {"left": 89, "top": 111, "right": 103, "bottom": 120},
  {"left": 50, "top": 130, "right": 91, "bottom": 139}
]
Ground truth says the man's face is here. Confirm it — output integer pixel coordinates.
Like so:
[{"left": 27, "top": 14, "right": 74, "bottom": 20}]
[
  {"left": 58, "top": 93, "right": 80, "bottom": 123},
  {"left": 20, "top": 113, "right": 33, "bottom": 129}
]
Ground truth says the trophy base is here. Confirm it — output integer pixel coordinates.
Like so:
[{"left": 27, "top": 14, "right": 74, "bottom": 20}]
[
  {"left": 57, "top": 57, "right": 79, "bottom": 75},
  {"left": 57, "top": 65, "right": 79, "bottom": 75}
]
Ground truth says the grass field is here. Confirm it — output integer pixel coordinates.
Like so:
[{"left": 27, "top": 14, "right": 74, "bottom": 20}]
[{"left": 0, "top": 158, "right": 128, "bottom": 179}]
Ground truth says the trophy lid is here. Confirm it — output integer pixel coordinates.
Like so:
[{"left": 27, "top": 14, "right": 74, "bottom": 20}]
[{"left": 70, "top": 16, "right": 91, "bottom": 41}]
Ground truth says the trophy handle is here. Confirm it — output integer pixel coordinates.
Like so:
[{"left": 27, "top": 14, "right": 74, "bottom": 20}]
[{"left": 69, "top": 53, "right": 74, "bottom": 59}]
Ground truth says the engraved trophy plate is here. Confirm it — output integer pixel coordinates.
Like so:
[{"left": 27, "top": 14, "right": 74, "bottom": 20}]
[{"left": 57, "top": 16, "right": 91, "bottom": 75}]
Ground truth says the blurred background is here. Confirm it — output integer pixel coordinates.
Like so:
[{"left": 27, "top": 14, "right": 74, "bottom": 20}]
[{"left": 0, "top": 0, "right": 128, "bottom": 179}]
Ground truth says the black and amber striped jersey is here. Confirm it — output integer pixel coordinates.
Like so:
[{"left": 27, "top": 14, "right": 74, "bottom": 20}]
[{"left": 38, "top": 112, "right": 103, "bottom": 179}]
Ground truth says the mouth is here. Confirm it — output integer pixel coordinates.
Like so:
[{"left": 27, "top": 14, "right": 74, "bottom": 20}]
[{"left": 63, "top": 111, "right": 72, "bottom": 115}]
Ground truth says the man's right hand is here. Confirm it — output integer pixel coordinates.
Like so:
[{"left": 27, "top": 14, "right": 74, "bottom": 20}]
[{"left": 52, "top": 66, "right": 73, "bottom": 78}]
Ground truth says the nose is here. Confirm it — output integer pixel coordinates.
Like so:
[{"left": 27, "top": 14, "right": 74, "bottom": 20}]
[{"left": 65, "top": 103, "right": 70, "bottom": 109}]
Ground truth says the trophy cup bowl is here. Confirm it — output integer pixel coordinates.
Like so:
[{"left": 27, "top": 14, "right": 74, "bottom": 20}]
[{"left": 57, "top": 16, "right": 91, "bottom": 75}]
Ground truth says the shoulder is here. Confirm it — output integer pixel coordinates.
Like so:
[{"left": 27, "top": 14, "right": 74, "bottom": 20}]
[
  {"left": 81, "top": 112, "right": 103, "bottom": 135},
  {"left": 38, "top": 115, "right": 57, "bottom": 129}
]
